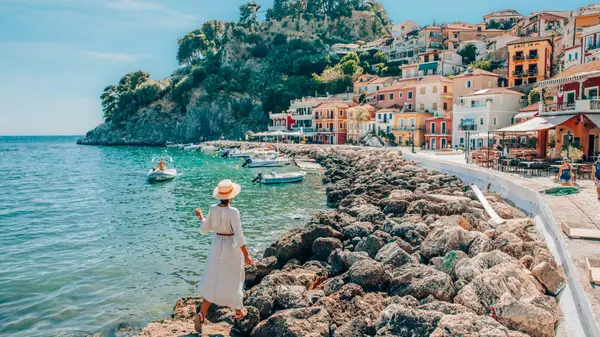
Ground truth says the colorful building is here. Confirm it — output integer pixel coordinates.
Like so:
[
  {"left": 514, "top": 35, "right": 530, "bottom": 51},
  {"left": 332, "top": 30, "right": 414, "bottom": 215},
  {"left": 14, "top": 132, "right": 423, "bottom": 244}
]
[
  {"left": 268, "top": 109, "right": 295, "bottom": 131},
  {"left": 419, "top": 26, "right": 443, "bottom": 50},
  {"left": 507, "top": 37, "right": 553, "bottom": 87},
  {"left": 425, "top": 111, "right": 453, "bottom": 150},
  {"left": 313, "top": 102, "right": 352, "bottom": 144},
  {"left": 513, "top": 103, "right": 539, "bottom": 123},
  {"left": 415, "top": 75, "right": 454, "bottom": 114},
  {"left": 374, "top": 83, "right": 416, "bottom": 109},
  {"left": 392, "top": 110, "right": 433, "bottom": 147},
  {"left": 375, "top": 108, "right": 397, "bottom": 135},
  {"left": 346, "top": 104, "right": 377, "bottom": 143},
  {"left": 354, "top": 75, "right": 394, "bottom": 103},
  {"left": 452, "top": 68, "right": 501, "bottom": 102},
  {"left": 483, "top": 9, "right": 525, "bottom": 26}
]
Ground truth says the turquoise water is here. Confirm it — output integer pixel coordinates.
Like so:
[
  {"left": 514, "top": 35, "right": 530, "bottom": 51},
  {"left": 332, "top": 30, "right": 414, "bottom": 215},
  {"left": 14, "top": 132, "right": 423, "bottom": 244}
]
[{"left": 0, "top": 136, "right": 327, "bottom": 337}]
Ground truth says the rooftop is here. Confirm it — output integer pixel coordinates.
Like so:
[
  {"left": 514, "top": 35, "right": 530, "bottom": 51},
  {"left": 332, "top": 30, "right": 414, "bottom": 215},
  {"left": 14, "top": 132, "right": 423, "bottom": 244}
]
[
  {"left": 519, "top": 102, "right": 540, "bottom": 112},
  {"left": 463, "top": 88, "right": 524, "bottom": 96},
  {"left": 376, "top": 83, "right": 415, "bottom": 92},
  {"left": 418, "top": 75, "right": 453, "bottom": 84},
  {"left": 454, "top": 68, "right": 501, "bottom": 78},
  {"left": 550, "top": 59, "right": 600, "bottom": 80},
  {"left": 507, "top": 36, "right": 552, "bottom": 45}
]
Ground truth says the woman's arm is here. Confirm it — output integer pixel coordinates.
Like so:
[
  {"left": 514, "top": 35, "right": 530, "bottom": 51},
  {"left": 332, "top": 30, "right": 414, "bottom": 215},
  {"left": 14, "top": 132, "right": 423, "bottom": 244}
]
[
  {"left": 231, "top": 209, "right": 251, "bottom": 265},
  {"left": 240, "top": 245, "right": 253, "bottom": 266},
  {"left": 196, "top": 208, "right": 213, "bottom": 234}
]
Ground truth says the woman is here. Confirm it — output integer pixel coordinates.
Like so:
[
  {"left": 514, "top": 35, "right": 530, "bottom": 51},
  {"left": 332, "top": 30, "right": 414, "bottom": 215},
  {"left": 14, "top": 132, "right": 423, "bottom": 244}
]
[
  {"left": 193, "top": 179, "right": 253, "bottom": 333},
  {"left": 558, "top": 157, "right": 574, "bottom": 186},
  {"left": 593, "top": 158, "right": 600, "bottom": 200}
]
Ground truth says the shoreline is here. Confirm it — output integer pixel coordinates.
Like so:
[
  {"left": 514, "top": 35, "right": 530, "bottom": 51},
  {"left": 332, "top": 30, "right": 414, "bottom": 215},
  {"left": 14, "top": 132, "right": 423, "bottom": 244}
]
[{"left": 135, "top": 141, "right": 568, "bottom": 337}]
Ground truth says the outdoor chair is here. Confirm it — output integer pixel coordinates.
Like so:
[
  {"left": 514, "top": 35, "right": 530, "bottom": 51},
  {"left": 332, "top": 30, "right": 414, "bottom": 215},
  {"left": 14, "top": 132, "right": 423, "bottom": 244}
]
[{"left": 578, "top": 164, "right": 593, "bottom": 179}]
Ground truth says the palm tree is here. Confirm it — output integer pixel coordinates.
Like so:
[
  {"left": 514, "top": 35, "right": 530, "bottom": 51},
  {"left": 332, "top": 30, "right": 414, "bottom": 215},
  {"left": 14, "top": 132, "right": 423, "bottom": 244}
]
[{"left": 353, "top": 106, "right": 369, "bottom": 142}]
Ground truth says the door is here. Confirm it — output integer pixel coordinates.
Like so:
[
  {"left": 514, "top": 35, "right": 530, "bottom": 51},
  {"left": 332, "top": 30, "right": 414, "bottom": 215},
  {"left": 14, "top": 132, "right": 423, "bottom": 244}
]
[
  {"left": 431, "top": 138, "right": 436, "bottom": 150},
  {"left": 587, "top": 88, "right": 599, "bottom": 100},
  {"left": 566, "top": 92, "right": 576, "bottom": 105},
  {"left": 589, "top": 135, "right": 596, "bottom": 158},
  {"left": 441, "top": 138, "right": 447, "bottom": 149},
  {"left": 330, "top": 135, "right": 334, "bottom": 145}
]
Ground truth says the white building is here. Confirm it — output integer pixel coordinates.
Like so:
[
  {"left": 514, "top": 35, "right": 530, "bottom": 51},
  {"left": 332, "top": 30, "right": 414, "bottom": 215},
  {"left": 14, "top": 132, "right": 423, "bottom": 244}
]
[
  {"left": 452, "top": 88, "right": 524, "bottom": 149},
  {"left": 415, "top": 75, "right": 454, "bottom": 113},
  {"left": 562, "top": 45, "right": 582, "bottom": 71},
  {"left": 289, "top": 97, "right": 347, "bottom": 132},
  {"left": 375, "top": 108, "right": 397, "bottom": 134},
  {"left": 483, "top": 9, "right": 525, "bottom": 25}
]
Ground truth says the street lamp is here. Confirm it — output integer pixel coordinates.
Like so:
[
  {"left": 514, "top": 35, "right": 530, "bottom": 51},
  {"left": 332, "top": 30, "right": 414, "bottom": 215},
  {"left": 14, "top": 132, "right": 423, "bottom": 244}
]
[{"left": 410, "top": 125, "right": 416, "bottom": 153}]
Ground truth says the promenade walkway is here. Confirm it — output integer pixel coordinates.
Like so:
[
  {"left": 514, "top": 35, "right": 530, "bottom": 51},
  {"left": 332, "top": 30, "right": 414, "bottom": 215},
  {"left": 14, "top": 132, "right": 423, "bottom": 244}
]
[{"left": 400, "top": 148, "right": 600, "bottom": 336}]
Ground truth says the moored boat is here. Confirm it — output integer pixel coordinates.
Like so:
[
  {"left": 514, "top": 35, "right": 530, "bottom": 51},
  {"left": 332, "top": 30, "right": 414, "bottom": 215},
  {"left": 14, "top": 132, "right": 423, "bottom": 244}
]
[
  {"left": 200, "top": 145, "right": 218, "bottom": 153},
  {"left": 242, "top": 156, "right": 290, "bottom": 168},
  {"left": 147, "top": 168, "right": 177, "bottom": 182},
  {"left": 252, "top": 171, "right": 306, "bottom": 184},
  {"left": 183, "top": 144, "right": 201, "bottom": 150}
]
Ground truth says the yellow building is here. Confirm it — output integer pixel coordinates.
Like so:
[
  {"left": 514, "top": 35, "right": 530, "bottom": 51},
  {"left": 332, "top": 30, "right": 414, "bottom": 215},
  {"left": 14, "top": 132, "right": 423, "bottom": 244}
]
[
  {"left": 419, "top": 26, "right": 443, "bottom": 50},
  {"left": 507, "top": 36, "right": 552, "bottom": 87},
  {"left": 392, "top": 110, "right": 433, "bottom": 146}
]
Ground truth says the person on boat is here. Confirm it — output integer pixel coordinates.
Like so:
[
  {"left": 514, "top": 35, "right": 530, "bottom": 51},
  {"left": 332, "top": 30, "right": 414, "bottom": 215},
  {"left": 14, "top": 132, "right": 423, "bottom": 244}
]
[
  {"left": 593, "top": 158, "right": 600, "bottom": 200},
  {"left": 193, "top": 179, "right": 252, "bottom": 333},
  {"left": 156, "top": 159, "right": 166, "bottom": 171},
  {"left": 558, "top": 157, "right": 574, "bottom": 186}
]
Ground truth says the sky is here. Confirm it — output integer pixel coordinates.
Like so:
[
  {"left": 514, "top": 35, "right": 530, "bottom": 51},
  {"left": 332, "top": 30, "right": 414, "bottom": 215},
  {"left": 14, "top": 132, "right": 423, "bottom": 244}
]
[{"left": 0, "top": 0, "right": 590, "bottom": 135}]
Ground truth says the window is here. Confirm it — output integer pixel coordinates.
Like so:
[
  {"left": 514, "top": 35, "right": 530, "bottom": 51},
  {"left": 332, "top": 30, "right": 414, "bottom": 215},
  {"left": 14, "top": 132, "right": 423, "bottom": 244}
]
[
  {"left": 399, "top": 92, "right": 403, "bottom": 98},
  {"left": 480, "top": 118, "right": 484, "bottom": 125},
  {"left": 378, "top": 94, "right": 385, "bottom": 101},
  {"left": 460, "top": 137, "right": 464, "bottom": 145},
  {"left": 443, "top": 102, "right": 448, "bottom": 110},
  {"left": 431, "top": 123, "right": 436, "bottom": 134},
  {"left": 432, "top": 102, "right": 438, "bottom": 110},
  {"left": 488, "top": 80, "right": 492, "bottom": 88},
  {"left": 339, "top": 122, "right": 343, "bottom": 129},
  {"left": 493, "top": 117, "right": 497, "bottom": 125},
  {"left": 441, "top": 122, "right": 446, "bottom": 134},
  {"left": 568, "top": 54, "right": 572, "bottom": 61},
  {"left": 407, "top": 103, "right": 412, "bottom": 110},
  {"left": 575, "top": 52, "right": 579, "bottom": 60},
  {"left": 339, "top": 110, "right": 343, "bottom": 116},
  {"left": 420, "top": 103, "right": 425, "bottom": 111},
  {"left": 465, "top": 80, "right": 472, "bottom": 88},
  {"left": 389, "top": 93, "right": 394, "bottom": 100},
  {"left": 420, "top": 87, "right": 426, "bottom": 95},
  {"left": 389, "top": 113, "right": 392, "bottom": 120},
  {"left": 453, "top": 33, "right": 458, "bottom": 39},
  {"left": 510, "top": 117, "right": 515, "bottom": 125},
  {"left": 433, "top": 86, "right": 438, "bottom": 93},
  {"left": 409, "top": 118, "right": 416, "bottom": 127},
  {"left": 443, "top": 85, "right": 448, "bottom": 93},
  {"left": 471, "top": 100, "right": 477, "bottom": 107},
  {"left": 408, "top": 91, "right": 413, "bottom": 99}
]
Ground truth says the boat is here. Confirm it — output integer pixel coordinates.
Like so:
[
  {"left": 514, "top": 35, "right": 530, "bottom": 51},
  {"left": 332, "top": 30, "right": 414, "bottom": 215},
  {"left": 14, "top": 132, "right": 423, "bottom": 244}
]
[
  {"left": 221, "top": 149, "right": 251, "bottom": 158},
  {"left": 252, "top": 171, "right": 306, "bottom": 184},
  {"left": 165, "top": 141, "right": 180, "bottom": 148},
  {"left": 183, "top": 144, "right": 201, "bottom": 150},
  {"left": 147, "top": 156, "right": 177, "bottom": 182},
  {"left": 200, "top": 145, "right": 218, "bottom": 153},
  {"left": 147, "top": 168, "right": 177, "bottom": 182},
  {"left": 242, "top": 156, "right": 291, "bottom": 168}
]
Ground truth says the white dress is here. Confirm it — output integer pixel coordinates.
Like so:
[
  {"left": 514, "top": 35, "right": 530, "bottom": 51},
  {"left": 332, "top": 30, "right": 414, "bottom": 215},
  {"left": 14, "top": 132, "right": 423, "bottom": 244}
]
[{"left": 198, "top": 204, "right": 246, "bottom": 309}]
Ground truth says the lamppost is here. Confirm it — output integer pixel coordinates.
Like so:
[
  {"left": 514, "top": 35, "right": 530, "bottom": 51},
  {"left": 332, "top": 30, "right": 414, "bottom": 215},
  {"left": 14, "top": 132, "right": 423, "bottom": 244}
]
[
  {"left": 567, "top": 130, "right": 573, "bottom": 159},
  {"left": 410, "top": 125, "right": 416, "bottom": 153}
]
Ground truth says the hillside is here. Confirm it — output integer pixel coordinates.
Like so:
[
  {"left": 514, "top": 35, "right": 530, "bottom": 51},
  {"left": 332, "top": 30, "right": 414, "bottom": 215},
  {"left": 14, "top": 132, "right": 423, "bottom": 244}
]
[{"left": 78, "top": 1, "right": 391, "bottom": 145}]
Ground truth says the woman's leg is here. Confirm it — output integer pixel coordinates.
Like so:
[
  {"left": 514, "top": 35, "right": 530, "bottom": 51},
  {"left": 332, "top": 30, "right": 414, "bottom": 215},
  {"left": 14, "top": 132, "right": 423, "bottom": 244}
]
[
  {"left": 200, "top": 299, "right": 211, "bottom": 320},
  {"left": 194, "top": 299, "right": 211, "bottom": 332}
]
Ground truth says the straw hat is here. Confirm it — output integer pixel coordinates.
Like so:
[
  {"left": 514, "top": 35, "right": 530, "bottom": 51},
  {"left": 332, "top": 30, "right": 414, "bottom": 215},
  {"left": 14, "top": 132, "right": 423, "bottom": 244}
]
[{"left": 213, "top": 179, "right": 241, "bottom": 200}]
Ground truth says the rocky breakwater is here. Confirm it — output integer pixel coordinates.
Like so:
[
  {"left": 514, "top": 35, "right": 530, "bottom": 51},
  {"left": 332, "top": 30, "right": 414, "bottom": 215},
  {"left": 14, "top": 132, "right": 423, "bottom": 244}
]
[{"left": 137, "top": 143, "right": 566, "bottom": 337}]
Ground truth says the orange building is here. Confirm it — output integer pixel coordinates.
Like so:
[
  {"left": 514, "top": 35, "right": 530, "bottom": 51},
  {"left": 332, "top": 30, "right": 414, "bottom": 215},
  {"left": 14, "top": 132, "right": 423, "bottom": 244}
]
[
  {"left": 346, "top": 104, "right": 377, "bottom": 143},
  {"left": 507, "top": 37, "right": 553, "bottom": 87},
  {"left": 392, "top": 110, "right": 433, "bottom": 147},
  {"left": 313, "top": 102, "right": 352, "bottom": 144}
]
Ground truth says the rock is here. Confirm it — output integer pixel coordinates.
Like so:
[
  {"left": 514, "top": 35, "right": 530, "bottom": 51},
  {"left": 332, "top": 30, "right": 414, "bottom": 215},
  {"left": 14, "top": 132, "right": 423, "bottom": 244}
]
[
  {"left": 312, "top": 237, "right": 343, "bottom": 261},
  {"left": 532, "top": 247, "right": 558, "bottom": 270},
  {"left": 418, "top": 301, "right": 474, "bottom": 315},
  {"left": 347, "top": 259, "right": 384, "bottom": 289},
  {"left": 420, "top": 227, "right": 475, "bottom": 259},
  {"left": 381, "top": 199, "right": 411, "bottom": 216},
  {"left": 266, "top": 228, "right": 309, "bottom": 264},
  {"left": 342, "top": 222, "right": 374, "bottom": 238},
  {"left": 389, "top": 264, "right": 455, "bottom": 301},
  {"left": 493, "top": 232, "right": 525, "bottom": 259},
  {"left": 375, "top": 306, "right": 443, "bottom": 337},
  {"left": 386, "top": 189, "right": 417, "bottom": 202},
  {"left": 430, "top": 250, "right": 469, "bottom": 279},
  {"left": 374, "top": 242, "right": 418, "bottom": 268},
  {"left": 305, "top": 289, "right": 325, "bottom": 305},
  {"left": 425, "top": 194, "right": 472, "bottom": 205},
  {"left": 250, "top": 307, "right": 331, "bottom": 337},
  {"left": 172, "top": 297, "right": 232, "bottom": 323},
  {"left": 454, "top": 250, "right": 517, "bottom": 287},
  {"left": 407, "top": 200, "right": 448, "bottom": 216},
  {"left": 494, "top": 296, "right": 558, "bottom": 337},
  {"left": 519, "top": 255, "right": 534, "bottom": 270},
  {"left": 323, "top": 277, "right": 345, "bottom": 296},
  {"left": 275, "top": 285, "right": 310, "bottom": 309},
  {"left": 532, "top": 262, "right": 566, "bottom": 296},
  {"left": 332, "top": 317, "right": 369, "bottom": 337},
  {"left": 430, "top": 313, "right": 530, "bottom": 337},
  {"left": 491, "top": 202, "right": 514, "bottom": 219},
  {"left": 347, "top": 203, "right": 385, "bottom": 223},
  {"left": 355, "top": 234, "right": 385, "bottom": 258},
  {"left": 232, "top": 306, "right": 260, "bottom": 336},
  {"left": 246, "top": 256, "right": 278, "bottom": 288}
]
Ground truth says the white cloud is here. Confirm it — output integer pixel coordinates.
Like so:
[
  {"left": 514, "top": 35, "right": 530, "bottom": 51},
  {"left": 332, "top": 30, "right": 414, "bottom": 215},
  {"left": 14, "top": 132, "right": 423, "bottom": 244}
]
[
  {"left": 106, "top": 0, "right": 199, "bottom": 24},
  {"left": 84, "top": 51, "right": 149, "bottom": 62}
]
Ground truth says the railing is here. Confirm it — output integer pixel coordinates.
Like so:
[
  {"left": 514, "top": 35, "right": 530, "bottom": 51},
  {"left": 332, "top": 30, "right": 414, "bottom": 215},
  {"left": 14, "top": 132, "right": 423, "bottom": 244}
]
[
  {"left": 394, "top": 126, "right": 426, "bottom": 132},
  {"left": 314, "top": 115, "right": 333, "bottom": 120},
  {"left": 268, "top": 126, "right": 287, "bottom": 131},
  {"left": 316, "top": 128, "right": 335, "bottom": 132},
  {"left": 544, "top": 99, "right": 600, "bottom": 113},
  {"left": 527, "top": 54, "right": 539, "bottom": 60},
  {"left": 292, "top": 126, "right": 313, "bottom": 132},
  {"left": 513, "top": 54, "right": 525, "bottom": 61},
  {"left": 458, "top": 123, "right": 477, "bottom": 131},
  {"left": 527, "top": 69, "right": 538, "bottom": 76},
  {"left": 513, "top": 70, "right": 524, "bottom": 77}
]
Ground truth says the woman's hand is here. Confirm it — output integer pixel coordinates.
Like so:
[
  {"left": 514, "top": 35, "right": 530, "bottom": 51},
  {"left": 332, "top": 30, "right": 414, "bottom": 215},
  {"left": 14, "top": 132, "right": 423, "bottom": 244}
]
[
  {"left": 195, "top": 208, "right": 204, "bottom": 220},
  {"left": 244, "top": 254, "right": 253, "bottom": 266}
]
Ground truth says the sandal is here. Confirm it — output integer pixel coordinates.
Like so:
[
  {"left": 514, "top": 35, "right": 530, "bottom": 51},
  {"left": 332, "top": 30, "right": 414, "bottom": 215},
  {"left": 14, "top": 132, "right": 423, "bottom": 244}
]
[
  {"left": 235, "top": 309, "right": 247, "bottom": 320},
  {"left": 193, "top": 312, "right": 205, "bottom": 333}
]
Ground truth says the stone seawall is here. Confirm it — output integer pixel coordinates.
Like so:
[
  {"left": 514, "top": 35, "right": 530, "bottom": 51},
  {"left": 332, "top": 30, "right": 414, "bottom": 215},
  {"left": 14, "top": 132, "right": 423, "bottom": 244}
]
[{"left": 137, "top": 142, "right": 566, "bottom": 337}]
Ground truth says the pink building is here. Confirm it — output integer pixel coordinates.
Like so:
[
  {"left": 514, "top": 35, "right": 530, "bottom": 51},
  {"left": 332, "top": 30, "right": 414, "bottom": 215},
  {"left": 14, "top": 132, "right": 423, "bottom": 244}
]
[
  {"left": 374, "top": 83, "right": 416, "bottom": 110},
  {"left": 268, "top": 110, "right": 295, "bottom": 131}
]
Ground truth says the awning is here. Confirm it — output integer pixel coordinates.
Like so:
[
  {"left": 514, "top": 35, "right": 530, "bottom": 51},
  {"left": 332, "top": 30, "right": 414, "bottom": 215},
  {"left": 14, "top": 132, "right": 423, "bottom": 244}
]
[
  {"left": 471, "top": 133, "right": 496, "bottom": 138},
  {"left": 585, "top": 114, "right": 600, "bottom": 128},
  {"left": 514, "top": 111, "right": 538, "bottom": 120},
  {"left": 418, "top": 62, "right": 438, "bottom": 71},
  {"left": 494, "top": 115, "right": 576, "bottom": 133}
]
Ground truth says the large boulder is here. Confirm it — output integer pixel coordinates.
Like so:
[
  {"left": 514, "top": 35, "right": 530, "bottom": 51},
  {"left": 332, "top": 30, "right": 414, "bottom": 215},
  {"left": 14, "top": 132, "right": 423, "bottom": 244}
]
[
  {"left": 245, "top": 256, "right": 278, "bottom": 288},
  {"left": 232, "top": 306, "right": 261, "bottom": 336},
  {"left": 430, "top": 250, "right": 469, "bottom": 279},
  {"left": 493, "top": 232, "right": 526, "bottom": 259},
  {"left": 250, "top": 306, "right": 332, "bottom": 337},
  {"left": 389, "top": 264, "right": 455, "bottom": 302},
  {"left": 531, "top": 262, "right": 566, "bottom": 296},
  {"left": 355, "top": 234, "right": 386, "bottom": 258},
  {"left": 347, "top": 203, "right": 385, "bottom": 223},
  {"left": 265, "top": 228, "right": 309, "bottom": 264},
  {"left": 491, "top": 202, "right": 514, "bottom": 219},
  {"left": 311, "top": 237, "right": 343, "bottom": 261},
  {"left": 342, "top": 222, "right": 374, "bottom": 238},
  {"left": 375, "top": 305, "right": 443, "bottom": 337},
  {"left": 347, "top": 259, "right": 385, "bottom": 289},
  {"left": 375, "top": 242, "right": 418, "bottom": 268},
  {"left": 430, "top": 313, "right": 530, "bottom": 337},
  {"left": 494, "top": 296, "right": 558, "bottom": 337},
  {"left": 274, "top": 285, "right": 310, "bottom": 310},
  {"left": 420, "top": 226, "right": 476, "bottom": 259}
]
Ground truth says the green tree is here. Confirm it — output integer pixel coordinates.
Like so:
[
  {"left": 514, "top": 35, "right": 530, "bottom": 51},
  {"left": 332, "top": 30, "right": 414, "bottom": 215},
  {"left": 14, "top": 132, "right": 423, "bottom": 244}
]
[
  {"left": 528, "top": 88, "right": 540, "bottom": 105},
  {"left": 239, "top": 2, "right": 261, "bottom": 30},
  {"left": 176, "top": 21, "right": 227, "bottom": 65},
  {"left": 373, "top": 50, "right": 386, "bottom": 64},
  {"left": 470, "top": 58, "right": 504, "bottom": 72},
  {"left": 458, "top": 43, "right": 477, "bottom": 64},
  {"left": 100, "top": 85, "right": 118, "bottom": 120},
  {"left": 375, "top": 63, "right": 387, "bottom": 76}
]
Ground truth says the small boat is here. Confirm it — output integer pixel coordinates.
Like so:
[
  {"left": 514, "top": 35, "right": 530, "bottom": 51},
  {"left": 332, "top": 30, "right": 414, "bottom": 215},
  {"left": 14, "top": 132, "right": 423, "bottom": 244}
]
[
  {"left": 165, "top": 141, "right": 179, "bottom": 148},
  {"left": 221, "top": 149, "right": 251, "bottom": 158},
  {"left": 183, "top": 144, "right": 201, "bottom": 150},
  {"left": 200, "top": 145, "right": 218, "bottom": 153},
  {"left": 252, "top": 171, "right": 306, "bottom": 184},
  {"left": 242, "top": 156, "right": 290, "bottom": 168},
  {"left": 147, "top": 168, "right": 177, "bottom": 182}
]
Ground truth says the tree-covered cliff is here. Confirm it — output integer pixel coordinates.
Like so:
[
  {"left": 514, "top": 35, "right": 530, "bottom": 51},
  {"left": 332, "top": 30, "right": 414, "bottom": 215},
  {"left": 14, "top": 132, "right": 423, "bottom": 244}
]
[{"left": 79, "top": 0, "right": 390, "bottom": 145}]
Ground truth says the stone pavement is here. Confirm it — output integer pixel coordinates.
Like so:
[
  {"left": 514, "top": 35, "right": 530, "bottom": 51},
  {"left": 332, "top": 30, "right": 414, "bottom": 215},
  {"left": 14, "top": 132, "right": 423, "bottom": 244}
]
[{"left": 401, "top": 148, "right": 600, "bottom": 333}]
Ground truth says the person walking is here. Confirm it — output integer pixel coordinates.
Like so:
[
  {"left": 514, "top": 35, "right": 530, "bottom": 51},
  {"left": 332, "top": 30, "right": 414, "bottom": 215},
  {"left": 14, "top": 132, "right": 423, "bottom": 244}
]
[
  {"left": 593, "top": 158, "right": 600, "bottom": 200},
  {"left": 193, "top": 179, "right": 253, "bottom": 333}
]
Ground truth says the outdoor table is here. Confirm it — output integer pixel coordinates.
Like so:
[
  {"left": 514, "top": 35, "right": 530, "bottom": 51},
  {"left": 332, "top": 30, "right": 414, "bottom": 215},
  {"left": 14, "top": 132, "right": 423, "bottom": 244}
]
[{"left": 518, "top": 161, "right": 539, "bottom": 175}]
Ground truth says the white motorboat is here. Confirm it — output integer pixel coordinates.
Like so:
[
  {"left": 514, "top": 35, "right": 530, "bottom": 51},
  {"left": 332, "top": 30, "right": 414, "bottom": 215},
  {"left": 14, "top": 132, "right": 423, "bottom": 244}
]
[
  {"left": 221, "top": 149, "right": 251, "bottom": 158},
  {"left": 200, "top": 145, "right": 218, "bottom": 153},
  {"left": 252, "top": 171, "right": 306, "bottom": 184},
  {"left": 183, "top": 144, "right": 201, "bottom": 150},
  {"left": 147, "top": 168, "right": 177, "bottom": 182},
  {"left": 242, "top": 156, "right": 290, "bottom": 168},
  {"left": 147, "top": 156, "right": 177, "bottom": 182},
  {"left": 165, "top": 141, "right": 180, "bottom": 148}
]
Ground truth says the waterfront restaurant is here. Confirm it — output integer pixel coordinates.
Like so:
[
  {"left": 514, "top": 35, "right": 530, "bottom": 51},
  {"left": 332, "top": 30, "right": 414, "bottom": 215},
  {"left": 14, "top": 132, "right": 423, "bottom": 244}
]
[{"left": 495, "top": 60, "right": 600, "bottom": 160}]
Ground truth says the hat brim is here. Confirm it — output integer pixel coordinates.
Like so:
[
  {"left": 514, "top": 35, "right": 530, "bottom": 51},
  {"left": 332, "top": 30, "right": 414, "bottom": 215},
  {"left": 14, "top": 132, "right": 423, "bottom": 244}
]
[{"left": 213, "top": 183, "right": 242, "bottom": 200}]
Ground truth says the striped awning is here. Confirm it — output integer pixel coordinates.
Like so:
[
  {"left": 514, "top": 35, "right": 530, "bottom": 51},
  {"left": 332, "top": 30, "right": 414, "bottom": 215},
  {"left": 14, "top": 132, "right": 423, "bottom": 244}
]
[
  {"left": 494, "top": 115, "right": 576, "bottom": 133},
  {"left": 586, "top": 114, "right": 600, "bottom": 128},
  {"left": 418, "top": 62, "right": 438, "bottom": 71}
]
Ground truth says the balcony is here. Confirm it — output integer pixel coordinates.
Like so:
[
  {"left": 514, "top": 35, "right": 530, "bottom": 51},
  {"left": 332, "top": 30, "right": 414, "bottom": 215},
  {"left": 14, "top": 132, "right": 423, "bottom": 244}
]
[
  {"left": 527, "top": 69, "right": 538, "bottom": 76},
  {"left": 268, "top": 125, "right": 287, "bottom": 131},
  {"left": 314, "top": 115, "right": 334, "bottom": 120},
  {"left": 292, "top": 126, "right": 313, "bottom": 132},
  {"left": 316, "top": 128, "right": 335, "bottom": 132},
  {"left": 292, "top": 114, "right": 313, "bottom": 120},
  {"left": 458, "top": 123, "right": 477, "bottom": 131},
  {"left": 512, "top": 70, "right": 525, "bottom": 77},
  {"left": 526, "top": 54, "right": 539, "bottom": 60},
  {"left": 269, "top": 112, "right": 291, "bottom": 119},
  {"left": 394, "top": 126, "right": 426, "bottom": 132},
  {"left": 542, "top": 99, "right": 600, "bottom": 115},
  {"left": 512, "top": 54, "right": 525, "bottom": 61}
]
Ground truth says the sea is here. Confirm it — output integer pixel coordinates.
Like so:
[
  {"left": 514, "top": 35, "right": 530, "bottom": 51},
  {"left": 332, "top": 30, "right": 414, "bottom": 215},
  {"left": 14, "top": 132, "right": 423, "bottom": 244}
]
[{"left": 0, "top": 136, "right": 327, "bottom": 337}]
